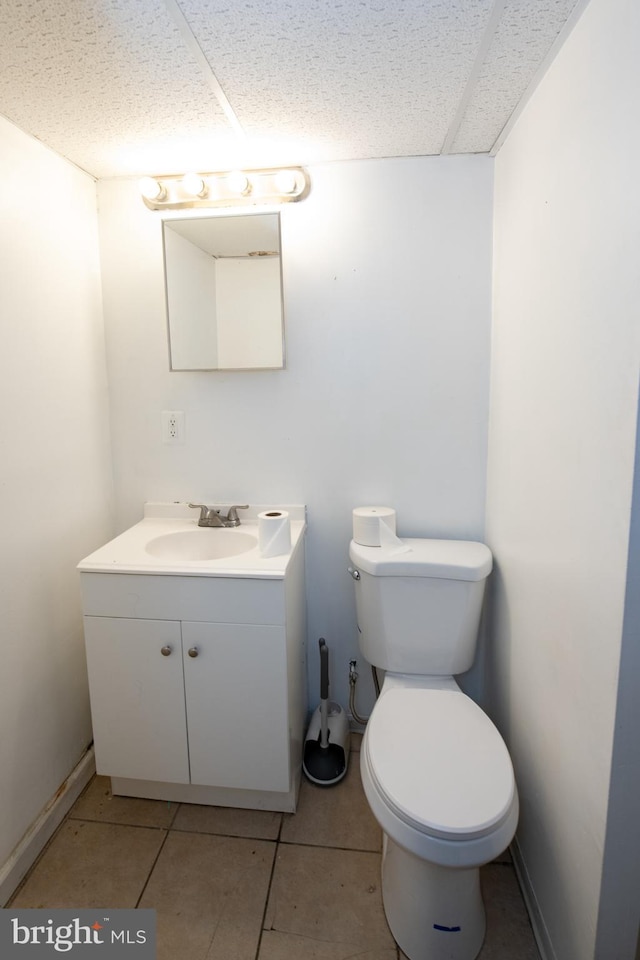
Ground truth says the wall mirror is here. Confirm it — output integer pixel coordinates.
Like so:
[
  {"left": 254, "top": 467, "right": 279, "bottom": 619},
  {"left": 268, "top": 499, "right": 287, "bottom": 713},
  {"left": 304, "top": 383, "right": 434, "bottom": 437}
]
[{"left": 162, "top": 212, "right": 285, "bottom": 371}]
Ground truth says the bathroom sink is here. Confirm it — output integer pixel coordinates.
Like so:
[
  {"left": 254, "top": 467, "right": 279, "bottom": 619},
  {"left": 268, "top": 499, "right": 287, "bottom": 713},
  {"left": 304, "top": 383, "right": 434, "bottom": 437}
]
[
  {"left": 145, "top": 529, "right": 258, "bottom": 561},
  {"left": 77, "top": 503, "right": 306, "bottom": 578}
]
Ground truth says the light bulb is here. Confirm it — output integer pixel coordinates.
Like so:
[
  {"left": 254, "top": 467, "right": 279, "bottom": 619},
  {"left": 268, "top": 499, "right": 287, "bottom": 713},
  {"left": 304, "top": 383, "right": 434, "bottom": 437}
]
[
  {"left": 227, "top": 172, "right": 251, "bottom": 196},
  {"left": 274, "top": 170, "right": 298, "bottom": 195},
  {"left": 182, "top": 172, "right": 208, "bottom": 198},
  {"left": 138, "top": 177, "right": 166, "bottom": 202}
]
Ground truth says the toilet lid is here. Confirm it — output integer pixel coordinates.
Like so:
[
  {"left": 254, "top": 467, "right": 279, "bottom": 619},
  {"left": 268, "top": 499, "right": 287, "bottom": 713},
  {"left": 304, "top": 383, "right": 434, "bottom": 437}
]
[{"left": 366, "top": 688, "right": 515, "bottom": 841}]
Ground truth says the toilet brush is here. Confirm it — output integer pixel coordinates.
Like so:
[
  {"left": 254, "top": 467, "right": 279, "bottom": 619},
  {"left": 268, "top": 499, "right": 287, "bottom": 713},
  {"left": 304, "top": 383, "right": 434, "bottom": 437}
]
[{"left": 302, "top": 638, "right": 350, "bottom": 785}]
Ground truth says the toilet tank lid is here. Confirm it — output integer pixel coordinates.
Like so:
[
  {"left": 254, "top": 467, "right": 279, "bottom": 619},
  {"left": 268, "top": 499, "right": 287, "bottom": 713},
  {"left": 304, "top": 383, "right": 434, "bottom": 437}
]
[{"left": 349, "top": 538, "right": 492, "bottom": 580}]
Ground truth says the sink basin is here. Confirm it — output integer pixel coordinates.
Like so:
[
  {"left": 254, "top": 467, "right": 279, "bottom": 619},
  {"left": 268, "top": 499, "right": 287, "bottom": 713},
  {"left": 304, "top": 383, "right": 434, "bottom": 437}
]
[
  {"left": 77, "top": 504, "right": 306, "bottom": 577},
  {"left": 145, "top": 529, "right": 258, "bottom": 562}
]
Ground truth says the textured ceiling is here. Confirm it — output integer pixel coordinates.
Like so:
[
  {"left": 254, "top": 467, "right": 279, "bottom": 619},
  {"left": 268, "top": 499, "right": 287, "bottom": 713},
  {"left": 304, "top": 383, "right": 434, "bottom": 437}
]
[{"left": 0, "top": 0, "right": 586, "bottom": 179}]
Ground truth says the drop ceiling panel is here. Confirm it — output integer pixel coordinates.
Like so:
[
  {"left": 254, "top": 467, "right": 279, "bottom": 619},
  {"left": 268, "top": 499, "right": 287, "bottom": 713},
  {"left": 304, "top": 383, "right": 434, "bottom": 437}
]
[
  {"left": 451, "top": 0, "right": 582, "bottom": 153},
  {"left": 0, "top": 0, "right": 235, "bottom": 176},
  {"left": 0, "top": 0, "right": 586, "bottom": 177},
  {"left": 178, "top": 0, "right": 494, "bottom": 162}
]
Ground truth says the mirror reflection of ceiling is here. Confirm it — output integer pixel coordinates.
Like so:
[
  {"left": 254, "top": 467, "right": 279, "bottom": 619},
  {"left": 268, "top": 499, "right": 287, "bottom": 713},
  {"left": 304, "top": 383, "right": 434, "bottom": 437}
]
[
  {"left": 167, "top": 214, "right": 280, "bottom": 258},
  {"left": 0, "top": 0, "right": 586, "bottom": 179}
]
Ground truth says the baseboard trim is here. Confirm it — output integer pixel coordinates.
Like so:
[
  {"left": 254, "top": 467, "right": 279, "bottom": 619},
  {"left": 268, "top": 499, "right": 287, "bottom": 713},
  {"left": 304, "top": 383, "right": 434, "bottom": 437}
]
[
  {"left": 0, "top": 747, "right": 96, "bottom": 906},
  {"left": 511, "top": 836, "right": 556, "bottom": 960}
]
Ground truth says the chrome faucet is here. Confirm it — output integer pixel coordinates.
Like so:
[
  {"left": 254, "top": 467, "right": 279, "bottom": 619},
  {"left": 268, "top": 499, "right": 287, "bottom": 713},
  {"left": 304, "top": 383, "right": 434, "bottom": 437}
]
[{"left": 188, "top": 503, "right": 249, "bottom": 528}]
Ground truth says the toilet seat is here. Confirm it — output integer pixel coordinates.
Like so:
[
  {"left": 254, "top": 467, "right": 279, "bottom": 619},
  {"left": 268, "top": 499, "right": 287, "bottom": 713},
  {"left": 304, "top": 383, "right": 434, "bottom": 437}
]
[{"left": 365, "top": 687, "right": 515, "bottom": 842}]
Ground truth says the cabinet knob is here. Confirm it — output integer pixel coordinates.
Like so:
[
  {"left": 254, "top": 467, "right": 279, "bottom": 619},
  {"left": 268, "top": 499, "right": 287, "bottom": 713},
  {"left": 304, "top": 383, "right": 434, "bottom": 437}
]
[
  {"left": 160, "top": 645, "right": 172, "bottom": 656},
  {"left": 188, "top": 647, "right": 199, "bottom": 658}
]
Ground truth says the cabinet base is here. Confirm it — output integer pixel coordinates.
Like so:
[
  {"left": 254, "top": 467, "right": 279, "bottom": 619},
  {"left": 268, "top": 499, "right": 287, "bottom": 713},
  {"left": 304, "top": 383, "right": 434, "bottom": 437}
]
[{"left": 110, "top": 770, "right": 301, "bottom": 813}]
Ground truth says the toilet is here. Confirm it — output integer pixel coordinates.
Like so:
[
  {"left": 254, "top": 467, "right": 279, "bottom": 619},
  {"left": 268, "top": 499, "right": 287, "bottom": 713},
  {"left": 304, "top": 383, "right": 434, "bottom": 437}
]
[{"left": 349, "top": 536, "right": 518, "bottom": 960}]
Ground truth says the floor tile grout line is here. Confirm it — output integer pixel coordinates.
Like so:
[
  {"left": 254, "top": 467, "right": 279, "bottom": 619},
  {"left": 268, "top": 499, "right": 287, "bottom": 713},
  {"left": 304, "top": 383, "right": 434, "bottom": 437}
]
[
  {"left": 253, "top": 832, "right": 282, "bottom": 960},
  {"left": 166, "top": 800, "right": 181, "bottom": 829},
  {"left": 66, "top": 813, "right": 378, "bottom": 852},
  {"left": 169, "top": 823, "right": 282, "bottom": 842},
  {"left": 64, "top": 816, "right": 174, "bottom": 835},
  {"left": 278, "top": 837, "right": 382, "bottom": 854},
  {"left": 253, "top": 803, "right": 284, "bottom": 957},
  {"left": 62, "top": 813, "right": 382, "bottom": 852},
  {"left": 134, "top": 829, "right": 171, "bottom": 909},
  {"left": 9, "top": 814, "right": 172, "bottom": 909}
]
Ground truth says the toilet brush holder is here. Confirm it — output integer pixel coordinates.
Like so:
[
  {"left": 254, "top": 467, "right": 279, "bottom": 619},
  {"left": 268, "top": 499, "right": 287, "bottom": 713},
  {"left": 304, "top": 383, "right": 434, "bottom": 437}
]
[{"left": 302, "top": 639, "right": 350, "bottom": 785}]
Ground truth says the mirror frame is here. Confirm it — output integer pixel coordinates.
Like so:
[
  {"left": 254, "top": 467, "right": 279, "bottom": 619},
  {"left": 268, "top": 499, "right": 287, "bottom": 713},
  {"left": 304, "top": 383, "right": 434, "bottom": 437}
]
[{"left": 162, "top": 211, "right": 286, "bottom": 372}]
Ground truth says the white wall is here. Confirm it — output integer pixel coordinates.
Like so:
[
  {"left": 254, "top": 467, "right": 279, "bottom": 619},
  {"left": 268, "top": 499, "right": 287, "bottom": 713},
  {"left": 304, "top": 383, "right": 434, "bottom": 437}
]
[
  {"left": 487, "top": 0, "right": 640, "bottom": 957},
  {"left": 0, "top": 118, "right": 114, "bottom": 891},
  {"left": 97, "top": 155, "right": 494, "bottom": 711}
]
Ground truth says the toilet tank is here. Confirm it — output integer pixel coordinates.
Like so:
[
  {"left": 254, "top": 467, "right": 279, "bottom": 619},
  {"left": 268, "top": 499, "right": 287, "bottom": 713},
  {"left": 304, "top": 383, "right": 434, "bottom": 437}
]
[{"left": 349, "top": 538, "right": 493, "bottom": 675}]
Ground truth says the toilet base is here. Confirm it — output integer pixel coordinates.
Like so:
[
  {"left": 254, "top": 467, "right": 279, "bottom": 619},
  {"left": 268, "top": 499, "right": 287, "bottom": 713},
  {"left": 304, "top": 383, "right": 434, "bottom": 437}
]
[{"left": 381, "top": 834, "right": 486, "bottom": 960}]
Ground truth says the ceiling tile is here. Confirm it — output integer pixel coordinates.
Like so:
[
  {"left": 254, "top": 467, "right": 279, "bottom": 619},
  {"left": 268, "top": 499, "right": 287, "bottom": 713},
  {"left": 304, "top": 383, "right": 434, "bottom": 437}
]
[
  {"left": 0, "top": 0, "right": 586, "bottom": 176},
  {"left": 0, "top": 0, "right": 234, "bottom": 176},
  {"left": 177, "top": 0, "right": 495, "bottom": 163},
  {"left": 451, "top": 0, "right": 582, "bottom": 153}
]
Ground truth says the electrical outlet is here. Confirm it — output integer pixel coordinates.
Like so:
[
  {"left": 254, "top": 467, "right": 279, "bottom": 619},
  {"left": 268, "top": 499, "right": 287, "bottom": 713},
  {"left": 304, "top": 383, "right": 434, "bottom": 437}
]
[{"left": 162, "top": 410, "right": 185, "bottom": 444}]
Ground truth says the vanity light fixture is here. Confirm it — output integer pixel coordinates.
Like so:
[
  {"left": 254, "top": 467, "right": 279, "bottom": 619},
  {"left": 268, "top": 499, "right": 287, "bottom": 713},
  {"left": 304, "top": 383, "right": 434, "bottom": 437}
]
[
  {"left": 139, "top": 167, "right": 310, "bottom": 210},
  {"left": 139, "top": 176, "right": 167, "bottom": 202},
  {"left": 181, "top": 172, "right": 208, "bottom": 198},
  {"left": 227, "top": 171, "right": 251, "bottom": 196},
  {"left": 273, "top": 170, "right": 298, "bottom": 195}
]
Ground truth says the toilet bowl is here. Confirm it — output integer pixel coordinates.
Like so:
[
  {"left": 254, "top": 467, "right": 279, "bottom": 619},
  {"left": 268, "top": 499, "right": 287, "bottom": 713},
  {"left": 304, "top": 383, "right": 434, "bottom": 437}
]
[
  {"left": 348, "top": 534, "right": 518, "bottom": 960},
  {"left": 360, "top": 676, "right": 518, "bottom": 959}
]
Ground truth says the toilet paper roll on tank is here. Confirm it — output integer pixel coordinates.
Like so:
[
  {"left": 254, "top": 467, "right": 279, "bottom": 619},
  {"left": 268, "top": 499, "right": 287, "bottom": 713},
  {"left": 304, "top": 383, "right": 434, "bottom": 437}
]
[{"left": 352, "top": 506, "right": 406, "bottom": 548}]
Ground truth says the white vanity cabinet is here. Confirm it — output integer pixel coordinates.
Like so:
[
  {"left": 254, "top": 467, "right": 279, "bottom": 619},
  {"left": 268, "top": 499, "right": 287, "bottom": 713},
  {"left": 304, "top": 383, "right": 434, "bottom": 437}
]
[
  {"left": 181, "top": 621, "right": 289, "bottom": 791},
  {"left": 80, "top": 531, "right": 306, "bottom": 812},
  {"left": 83, "top": 617, "right": 190, "bottom": 784}
]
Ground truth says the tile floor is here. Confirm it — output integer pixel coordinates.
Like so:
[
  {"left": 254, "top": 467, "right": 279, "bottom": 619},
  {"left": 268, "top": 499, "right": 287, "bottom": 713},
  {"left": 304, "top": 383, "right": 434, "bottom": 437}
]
[{"left": 10, "top": 737, "right": 540, "bottom": 960}]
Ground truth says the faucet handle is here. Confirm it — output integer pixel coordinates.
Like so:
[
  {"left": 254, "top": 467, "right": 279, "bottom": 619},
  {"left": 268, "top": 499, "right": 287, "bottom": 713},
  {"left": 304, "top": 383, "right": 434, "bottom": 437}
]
[
  {"left": 188, "top": 502, "right": 213, "bottom": 521},
  {"left": 225, "top": 504, "right": 249, "bottom": 524}
]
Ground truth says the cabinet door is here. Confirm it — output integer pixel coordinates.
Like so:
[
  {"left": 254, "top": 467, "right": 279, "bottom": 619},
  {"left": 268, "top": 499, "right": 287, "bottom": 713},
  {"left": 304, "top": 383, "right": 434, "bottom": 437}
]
[
  {"left": 182, "top": 622, "right": 289, "bottom": 792},
  {"left": 84, "top": 617, "right": 190, "bottom": 783}
]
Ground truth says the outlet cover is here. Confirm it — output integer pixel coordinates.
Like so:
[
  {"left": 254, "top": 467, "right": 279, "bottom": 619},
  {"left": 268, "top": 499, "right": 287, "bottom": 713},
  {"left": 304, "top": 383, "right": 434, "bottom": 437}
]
[{"left": 162, "top": 410, "right": 185, "bottom": 443}]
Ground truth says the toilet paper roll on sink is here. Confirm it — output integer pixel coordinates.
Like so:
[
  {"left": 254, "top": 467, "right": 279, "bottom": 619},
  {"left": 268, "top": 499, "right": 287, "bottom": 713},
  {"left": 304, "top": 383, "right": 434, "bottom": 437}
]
[
  {"left": 258, "top": 510, "right": 292, "bottom": 557},
  {"left": 353, "top": 506, "right": 401, "bottom": 547}
]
